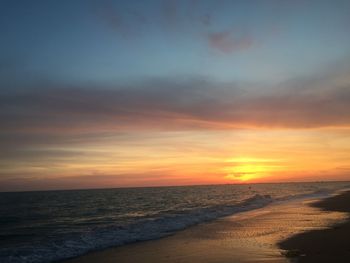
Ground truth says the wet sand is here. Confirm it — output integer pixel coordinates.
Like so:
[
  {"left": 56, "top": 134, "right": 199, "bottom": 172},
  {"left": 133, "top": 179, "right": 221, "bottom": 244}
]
[
  {"left": 65, "top": 195, "right": 348, "bottom": 263},
  {"left": 279, "top": 190, "right": 350, "bottom": 262}
]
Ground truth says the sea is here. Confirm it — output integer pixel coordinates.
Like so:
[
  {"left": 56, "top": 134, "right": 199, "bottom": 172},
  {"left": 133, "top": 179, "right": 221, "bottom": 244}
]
[{"left": 1, "top": 182, "right": 349, "bottom": 263}]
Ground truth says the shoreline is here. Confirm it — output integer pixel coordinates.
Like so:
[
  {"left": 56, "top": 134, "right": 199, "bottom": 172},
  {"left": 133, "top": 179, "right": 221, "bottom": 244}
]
[
  {"left": 65, "top": 192, "right": 348, "bottom": 263},
  {"left": 279, "top": 190, "right": 350, "bottom": 262}
]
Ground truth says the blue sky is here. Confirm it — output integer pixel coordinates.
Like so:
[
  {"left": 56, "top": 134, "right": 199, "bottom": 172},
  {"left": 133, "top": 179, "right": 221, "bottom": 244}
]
[
  {"left": 1, "top": 0, "right": 350, "bottom": 86},
  {"left": 1, "top": 0, "right": 350, "bottom": 191}
]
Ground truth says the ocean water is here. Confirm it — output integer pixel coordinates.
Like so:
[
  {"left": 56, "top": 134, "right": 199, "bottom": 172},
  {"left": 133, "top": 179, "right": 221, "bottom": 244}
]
[{"left": 1, "top": 182, "right": 349, "bottom": 263}]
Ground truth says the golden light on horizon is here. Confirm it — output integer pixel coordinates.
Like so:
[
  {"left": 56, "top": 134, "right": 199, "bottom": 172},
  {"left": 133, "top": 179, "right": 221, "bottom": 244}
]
[
  {"left": 3, "top": 128, "right": 350, "bottom": 191},
  {"left": 223, "top": 157, "right": 286, "bottom": 182}
]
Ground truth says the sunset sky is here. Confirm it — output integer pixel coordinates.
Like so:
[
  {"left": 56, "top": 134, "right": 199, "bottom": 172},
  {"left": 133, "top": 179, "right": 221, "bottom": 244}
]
[{"left": 1, "top": 0, "right": 350, "bottom": 191}]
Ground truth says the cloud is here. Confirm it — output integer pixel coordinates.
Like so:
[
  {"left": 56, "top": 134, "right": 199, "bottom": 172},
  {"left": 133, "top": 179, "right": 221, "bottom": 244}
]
[
  {"left": 1, "top": 63, "right": 350, "bottom": 159},
  {"left": 2, "top": 72, "right": 350, "bottom": 135},
  {"left": 224, "top": 172, "right": 255, "bottom": 180},
  {"left": 1, "top": 68, "right": 350, "bottom": 191},
  {"left": 207, "top": 30, "right": 255, "bottom": 53},
  {"left": 0, "top": 170, "right": 203, "bottom": 192},
  {"left": 93, "top": 1, "right": 259, "bottom": 54}
]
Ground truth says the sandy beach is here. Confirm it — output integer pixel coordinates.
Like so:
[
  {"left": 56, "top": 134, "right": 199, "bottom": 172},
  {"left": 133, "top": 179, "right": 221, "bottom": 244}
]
[
  {"left": 65, "top": 192, "right": 349, "bottom": 263},
  {"left": 3, "top": 1, "right": 350, "bottom": 262},
  {"left": 279, "top": 190, "right": 350, "bottom": 262}
]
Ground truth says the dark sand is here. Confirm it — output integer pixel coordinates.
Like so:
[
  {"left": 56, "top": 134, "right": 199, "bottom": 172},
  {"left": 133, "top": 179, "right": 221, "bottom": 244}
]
[
  {"left": 279, "top": 190, "right": 350, "bottom": 263},
  {"left": 66, "top": 194, "right": 348, "bottom": 263}
]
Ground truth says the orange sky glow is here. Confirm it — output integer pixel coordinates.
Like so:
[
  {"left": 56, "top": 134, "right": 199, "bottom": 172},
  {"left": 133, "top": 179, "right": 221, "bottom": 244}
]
[
  {"left": 1, "top": 1, "right": 350, "bottom": 191},
  {"left": 3, "top": 126, "right": 349, "bottom": 191}
]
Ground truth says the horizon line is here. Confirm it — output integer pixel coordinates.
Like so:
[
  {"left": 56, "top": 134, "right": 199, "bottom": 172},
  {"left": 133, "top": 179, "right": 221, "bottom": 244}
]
[{"left": 2, "top": 179, "right": 349, "bottom": 194}]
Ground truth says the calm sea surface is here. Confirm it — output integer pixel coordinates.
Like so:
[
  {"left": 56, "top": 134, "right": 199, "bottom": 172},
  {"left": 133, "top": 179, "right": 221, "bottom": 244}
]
[{"left": 1, "top": 182, "right": 349, "bottom": 263}]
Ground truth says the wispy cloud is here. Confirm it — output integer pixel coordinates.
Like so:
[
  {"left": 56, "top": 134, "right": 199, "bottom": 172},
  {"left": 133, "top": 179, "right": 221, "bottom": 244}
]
[
  {"left": 0, "top": 170, "right": 194, "bottom": 192},
  {"left": 93, "top": 0, "right": 259, "bottom": 53},
  {"left": 2, "top": 69, "right": 350, "bottom": 138},
  {"left": 1, "top": 71, "right": 350, "bottom": 190},
  {"left": 207, "top": 30, "right": 254, "bottom": 53},
  {"left": 1, "top": 62, "right": 350, "bottom": 176}
]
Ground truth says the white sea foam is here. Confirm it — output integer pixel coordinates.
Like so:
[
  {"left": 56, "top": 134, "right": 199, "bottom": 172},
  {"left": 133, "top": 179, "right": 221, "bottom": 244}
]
[{"left": 0, "top": 182, "right": 348, "bottom": 263}]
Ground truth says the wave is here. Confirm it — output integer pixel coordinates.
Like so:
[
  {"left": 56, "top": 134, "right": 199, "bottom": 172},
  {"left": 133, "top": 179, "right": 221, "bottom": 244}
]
[{"left": 0, "top": 190, "right": 333, "bottom": 263}]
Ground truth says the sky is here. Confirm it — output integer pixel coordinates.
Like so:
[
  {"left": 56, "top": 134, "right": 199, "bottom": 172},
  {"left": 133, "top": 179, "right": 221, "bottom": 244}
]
[{"left": 1, "top": 0, "right": 350, "bottom": 191}]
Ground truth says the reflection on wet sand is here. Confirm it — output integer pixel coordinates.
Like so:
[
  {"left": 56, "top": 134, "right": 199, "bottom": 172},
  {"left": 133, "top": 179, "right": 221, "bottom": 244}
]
[{"left": 67, "top": 196, "right": 347, "bottom": 263}]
